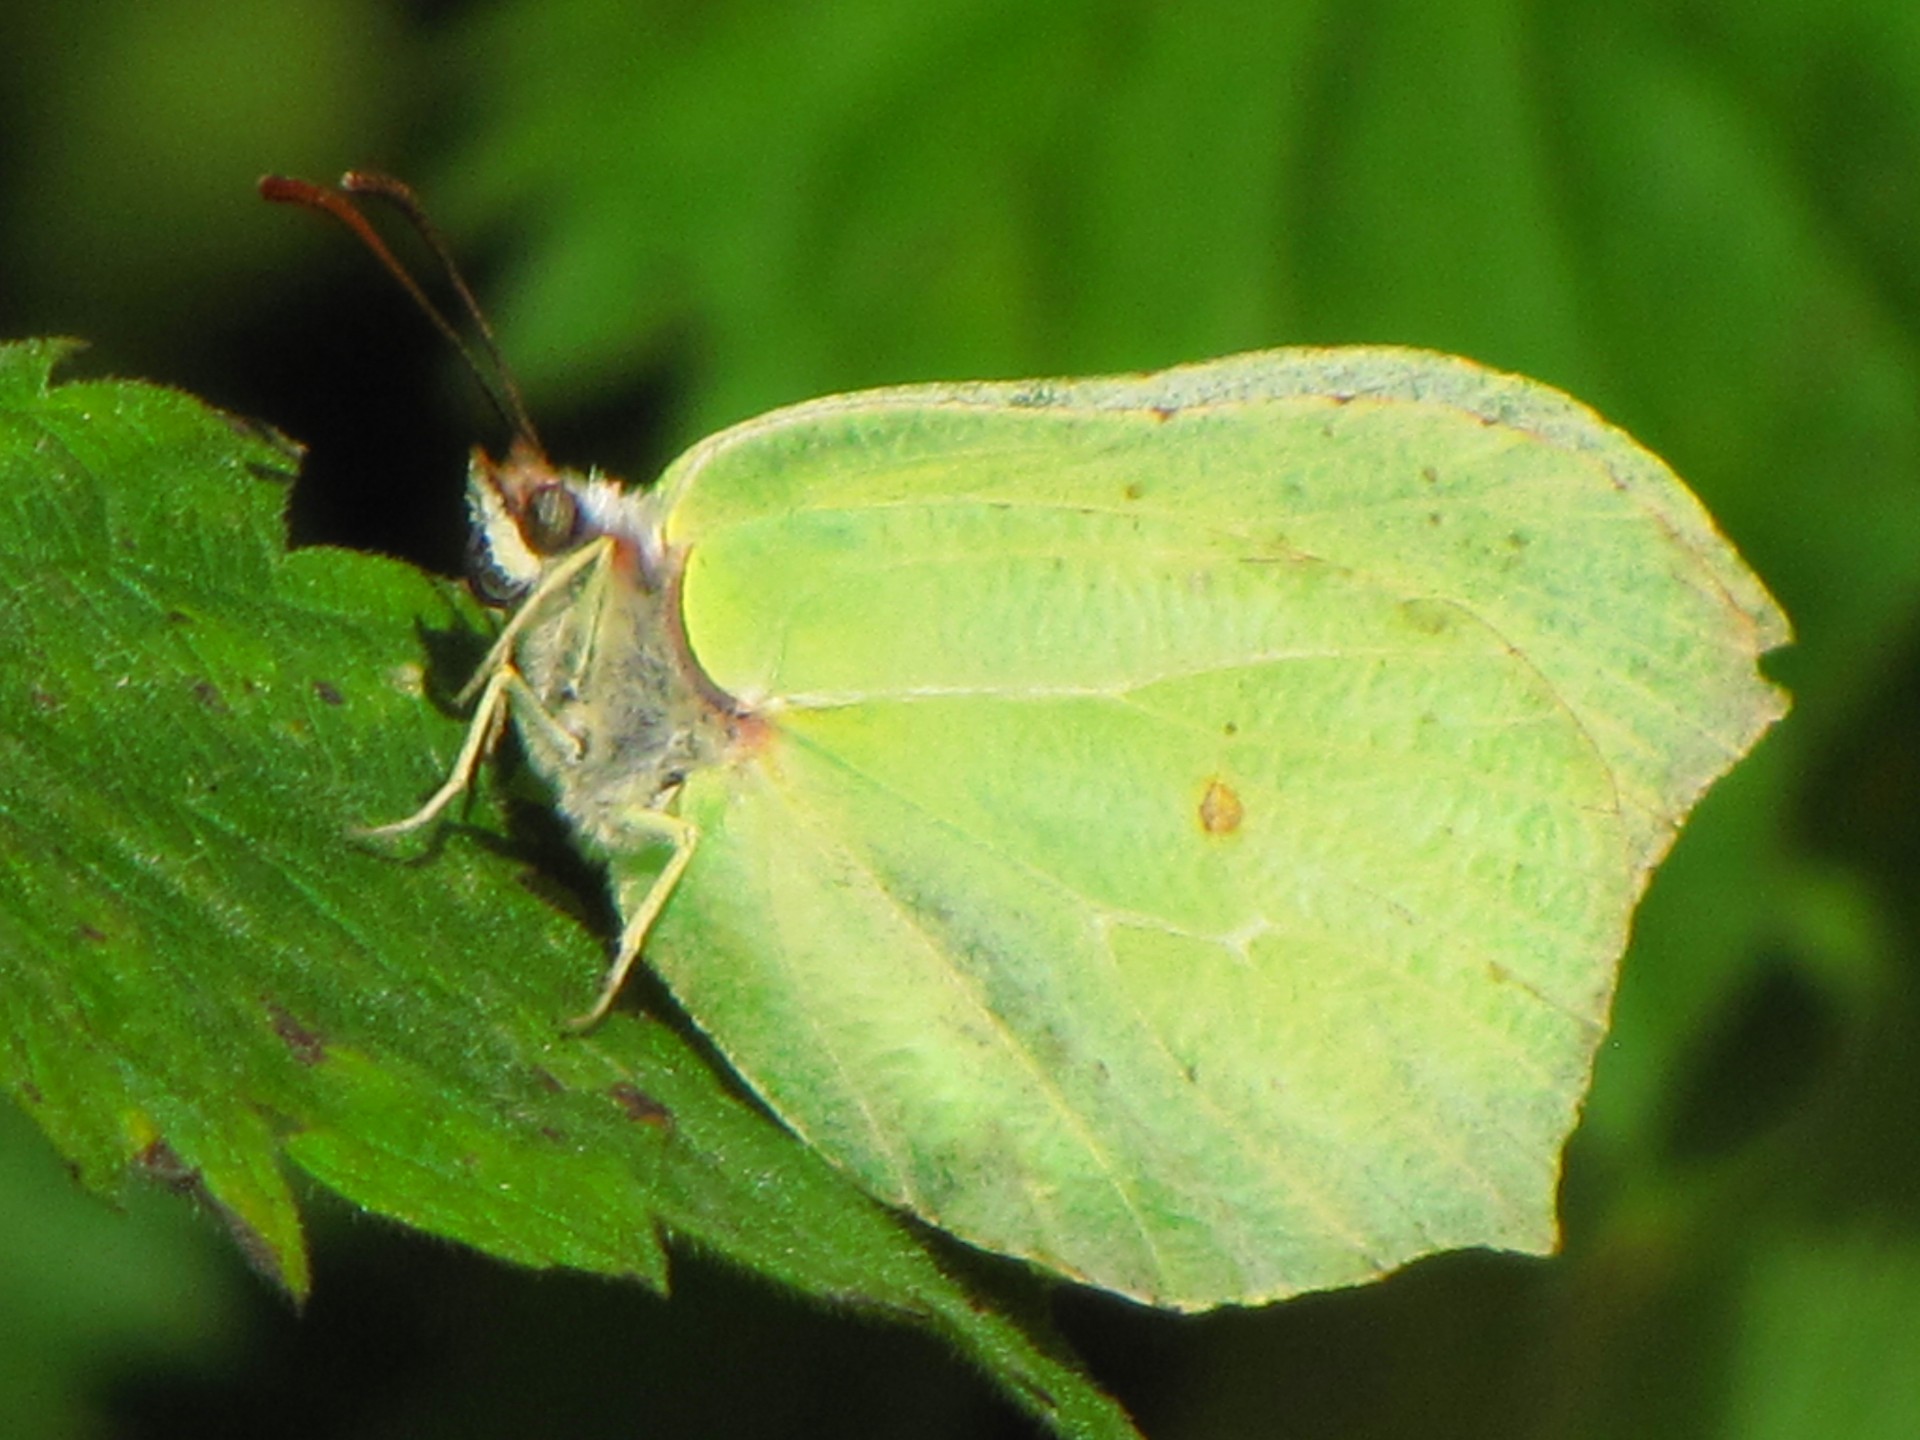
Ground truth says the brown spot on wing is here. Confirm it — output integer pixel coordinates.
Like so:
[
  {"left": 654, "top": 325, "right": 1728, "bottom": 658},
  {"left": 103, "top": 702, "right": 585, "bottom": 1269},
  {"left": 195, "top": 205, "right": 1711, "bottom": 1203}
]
[{"left": 1198, "top": 779, "right": 1244, "bottom": 836}]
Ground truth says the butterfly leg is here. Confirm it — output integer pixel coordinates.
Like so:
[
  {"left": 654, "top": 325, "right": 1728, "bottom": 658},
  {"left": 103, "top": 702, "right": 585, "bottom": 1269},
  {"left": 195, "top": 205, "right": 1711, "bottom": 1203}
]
[
  {"left": 358, "top": 665, "right": 514, "bottom": 837},
  {"left": 366, "top": 540, "right": 610, "bottom": 836},
  {"left": 361, "top": 664, "right": 582, "bottom": 837},
  {"left": 564, "top": 808, "right": 699, "bottom": 1031},
  {"left": 454, "top": 536, "right": 612, "bottom": 706}
]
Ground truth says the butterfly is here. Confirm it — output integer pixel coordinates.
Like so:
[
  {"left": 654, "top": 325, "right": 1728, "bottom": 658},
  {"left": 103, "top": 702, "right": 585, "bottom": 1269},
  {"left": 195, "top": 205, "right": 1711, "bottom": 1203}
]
[{"left": 266, "top": 172, "right": 1788, "bottom": 1308}]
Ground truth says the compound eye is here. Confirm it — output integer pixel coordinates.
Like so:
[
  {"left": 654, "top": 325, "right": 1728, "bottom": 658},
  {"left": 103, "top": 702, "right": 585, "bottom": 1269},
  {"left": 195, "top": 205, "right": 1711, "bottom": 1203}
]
[
  {"left": 466, "top": 532, "right": 530, "bottom": 608},
  {"left": 523, "top": 483, "right": 580, "bottom": 554}
]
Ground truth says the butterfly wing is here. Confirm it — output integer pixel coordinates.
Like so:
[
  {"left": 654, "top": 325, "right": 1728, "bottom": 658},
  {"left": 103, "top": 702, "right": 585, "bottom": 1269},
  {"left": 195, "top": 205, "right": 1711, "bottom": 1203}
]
[{"left": 645, "top": 347, "right": 1788, "bottom": 1308}]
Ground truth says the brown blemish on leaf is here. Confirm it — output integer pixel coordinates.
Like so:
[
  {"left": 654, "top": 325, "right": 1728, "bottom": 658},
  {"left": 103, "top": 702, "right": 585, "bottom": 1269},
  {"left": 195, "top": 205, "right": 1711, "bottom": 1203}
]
[
  {"left": 1124, "top": 481, "right": 1145, "bottom": 500},
  {"left": 609, "top": 1082, "right": 673, "bottom": 1130},
  {"left": 137, "top": 1138, "right": 199, "bottom": 1191},
  {"left": 267, "top": 1003, "right": 327, "bottom": 1066},
  {"left": 313, "top": 680, "right": 344, "bottom": 706},
  {"left": 1199, "top": 779, "right": 1244, "bottom": 836},
  {"left": 191, "top": 680, "right": 229, "bottom": 714},
  {"left": 1149, "top": 405, "right": 1177, "bottom": 423},
  {"left": 136, "top": 1139, "right": 293, "bottom": 1293}
]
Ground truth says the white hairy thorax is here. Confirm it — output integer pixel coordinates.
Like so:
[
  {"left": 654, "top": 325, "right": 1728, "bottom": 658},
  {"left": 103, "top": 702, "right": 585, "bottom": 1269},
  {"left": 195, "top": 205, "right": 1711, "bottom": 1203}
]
[{"left": 366, "top": 440, "right": 740, "bottom": 1027}]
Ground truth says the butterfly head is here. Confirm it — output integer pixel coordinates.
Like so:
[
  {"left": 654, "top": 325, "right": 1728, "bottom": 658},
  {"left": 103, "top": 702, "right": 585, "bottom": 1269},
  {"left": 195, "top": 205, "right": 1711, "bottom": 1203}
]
[{"left": 464, "top": 440, "right": 666, "bottom": 609}]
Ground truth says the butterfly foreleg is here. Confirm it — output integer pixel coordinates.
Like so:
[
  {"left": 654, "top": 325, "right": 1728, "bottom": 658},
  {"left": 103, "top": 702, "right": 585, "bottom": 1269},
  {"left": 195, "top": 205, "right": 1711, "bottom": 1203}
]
[
  {"left": 361, "top": 664, "right": 584, "bottom": 838},
  {"left": 369, "top": 536, "right": 616, "bottom": 837},
  {"left": 359, "top": 665, "right": 516, "bottom": 838},
  {"left": 454, "top": 536, "right": 614, "bottom": 707}
]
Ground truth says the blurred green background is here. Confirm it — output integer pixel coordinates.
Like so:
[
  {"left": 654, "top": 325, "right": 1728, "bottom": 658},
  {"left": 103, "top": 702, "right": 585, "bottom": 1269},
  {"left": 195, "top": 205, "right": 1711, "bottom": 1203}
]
[{"left": 2, "top": 0, "right": 1916, "bottom": 1435}]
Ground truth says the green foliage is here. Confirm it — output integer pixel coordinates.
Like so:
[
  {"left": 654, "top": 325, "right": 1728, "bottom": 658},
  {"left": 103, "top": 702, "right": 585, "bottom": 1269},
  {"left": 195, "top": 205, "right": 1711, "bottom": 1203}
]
[
  {"left": 1724, "top": 1230, "right": 1920, "bottom": 1440},
  {"left": 0, "top": 1105, "right": 240, "bottom": 1438}
]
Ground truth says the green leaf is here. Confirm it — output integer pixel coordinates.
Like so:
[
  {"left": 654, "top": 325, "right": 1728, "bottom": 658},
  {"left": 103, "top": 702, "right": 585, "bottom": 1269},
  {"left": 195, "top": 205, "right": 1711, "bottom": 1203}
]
[{"left": 0, "top": 340, "right": 1139, "bottom": 1440}]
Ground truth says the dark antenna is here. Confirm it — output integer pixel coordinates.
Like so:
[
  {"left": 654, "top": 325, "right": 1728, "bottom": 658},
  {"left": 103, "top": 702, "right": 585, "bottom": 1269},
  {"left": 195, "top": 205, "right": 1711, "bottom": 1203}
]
[{"left": 259, "top": 171, "right": 542, "bottom": 453}]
